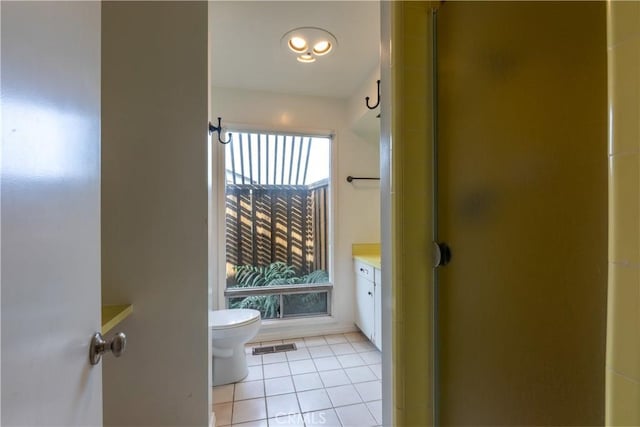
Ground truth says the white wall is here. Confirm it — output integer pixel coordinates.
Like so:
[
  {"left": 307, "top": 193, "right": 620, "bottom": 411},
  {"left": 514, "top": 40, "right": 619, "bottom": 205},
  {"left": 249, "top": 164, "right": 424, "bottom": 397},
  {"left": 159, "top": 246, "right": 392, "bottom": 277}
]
[
  {"left": 101, "top": 3, "right": 210, "bottom": 426},
  {"left": 347, "top": 66, "right": 381, "bottom": 144},
  {"left": 211, "top": 86, "right": 380, "bottom": 339}
]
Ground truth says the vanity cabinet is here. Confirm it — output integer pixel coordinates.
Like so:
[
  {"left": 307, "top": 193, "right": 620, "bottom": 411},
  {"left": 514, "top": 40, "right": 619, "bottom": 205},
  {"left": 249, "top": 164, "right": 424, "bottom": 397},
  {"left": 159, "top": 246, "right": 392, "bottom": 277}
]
[{"left": 354, "top": 259, "right": 382, "bottom": 350}]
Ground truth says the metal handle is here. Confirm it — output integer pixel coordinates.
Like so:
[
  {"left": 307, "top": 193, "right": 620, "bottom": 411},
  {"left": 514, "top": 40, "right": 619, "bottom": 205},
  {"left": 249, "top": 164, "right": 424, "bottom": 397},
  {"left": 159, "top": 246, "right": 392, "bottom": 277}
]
[
  {"left": 433, "top": 241, "right": 452, "bottom": 267},
  {"left": 89, "top": 332, "right": 127, "bottom": 365}
]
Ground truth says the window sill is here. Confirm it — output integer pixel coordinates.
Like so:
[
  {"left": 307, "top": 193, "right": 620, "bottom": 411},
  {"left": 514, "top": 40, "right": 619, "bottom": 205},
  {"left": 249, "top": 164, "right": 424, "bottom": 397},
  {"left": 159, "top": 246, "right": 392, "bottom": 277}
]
[{"left": 224, "top": 283, "right": 333, "bottom": 297}]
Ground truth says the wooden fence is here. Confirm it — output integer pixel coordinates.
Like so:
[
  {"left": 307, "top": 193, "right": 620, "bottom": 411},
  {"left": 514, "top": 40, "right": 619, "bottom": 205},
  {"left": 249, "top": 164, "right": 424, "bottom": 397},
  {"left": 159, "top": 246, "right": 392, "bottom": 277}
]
[{"left": 225, "top": 180, "right": 328, "bottom": 275}]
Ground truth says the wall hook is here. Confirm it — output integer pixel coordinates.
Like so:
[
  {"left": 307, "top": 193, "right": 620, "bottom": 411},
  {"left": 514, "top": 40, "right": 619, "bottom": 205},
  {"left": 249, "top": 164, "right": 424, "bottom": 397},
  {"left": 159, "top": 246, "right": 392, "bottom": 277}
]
[
  {"left": 365, "top": 79, "right": 381, "bottom": 110},
  {"left": 209, "top": 117, "right": 232, "bottom": 144}
]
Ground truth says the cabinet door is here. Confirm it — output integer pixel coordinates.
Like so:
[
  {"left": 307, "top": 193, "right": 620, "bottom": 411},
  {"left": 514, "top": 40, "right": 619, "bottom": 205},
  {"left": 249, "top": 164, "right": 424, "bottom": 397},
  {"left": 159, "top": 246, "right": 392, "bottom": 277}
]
[
  {"left": 373, "top": 269, "right": 382, "bottom": 350},
  {"left": 355, "top": 274, "right": 375, "bottom": 340}
]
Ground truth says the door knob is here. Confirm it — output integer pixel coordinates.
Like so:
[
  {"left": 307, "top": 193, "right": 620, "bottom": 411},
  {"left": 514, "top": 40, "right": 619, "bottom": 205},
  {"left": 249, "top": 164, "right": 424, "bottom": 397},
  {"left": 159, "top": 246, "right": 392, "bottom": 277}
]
[
  {"left": 89, "top": 332, "right": 126, "bottom": 365},
  {"left": 433, "top": 241, "right": 452, "bottom": 267}
]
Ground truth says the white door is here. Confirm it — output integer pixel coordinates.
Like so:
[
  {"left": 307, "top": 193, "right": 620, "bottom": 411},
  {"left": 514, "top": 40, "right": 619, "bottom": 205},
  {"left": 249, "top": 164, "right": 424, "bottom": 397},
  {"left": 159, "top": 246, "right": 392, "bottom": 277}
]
[{"left": 2, "top": 2, "right": 102, "bottom": 425}]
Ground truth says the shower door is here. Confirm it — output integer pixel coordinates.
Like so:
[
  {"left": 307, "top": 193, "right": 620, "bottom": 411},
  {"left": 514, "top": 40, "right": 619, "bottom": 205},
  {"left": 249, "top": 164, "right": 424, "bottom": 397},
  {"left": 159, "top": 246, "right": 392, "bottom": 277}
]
[{"left": 435, "top": 2, "right": 607, "bottom": 425}]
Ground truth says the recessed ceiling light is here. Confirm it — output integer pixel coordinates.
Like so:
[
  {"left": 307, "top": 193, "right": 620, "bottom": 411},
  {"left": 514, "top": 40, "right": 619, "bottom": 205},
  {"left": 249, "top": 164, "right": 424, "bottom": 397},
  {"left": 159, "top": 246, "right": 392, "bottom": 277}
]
[
  {"left": 281, "top": 27, "right": 338, "bottom": 64},
  {"left": 297, "top": 53, "right": 316, "bottom": 63},
  {"left": 289, "top": 37, "right": 307, "bottom": 52},
  {"left": 313, "top": 41, "right": 332, "bottom": 56}
]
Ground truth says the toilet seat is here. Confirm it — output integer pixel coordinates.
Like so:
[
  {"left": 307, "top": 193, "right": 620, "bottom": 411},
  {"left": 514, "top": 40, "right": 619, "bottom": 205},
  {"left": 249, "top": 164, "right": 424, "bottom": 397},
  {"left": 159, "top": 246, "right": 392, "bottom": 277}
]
[{"left": 210, "top": 309, "right": 260, "bottom": 330}]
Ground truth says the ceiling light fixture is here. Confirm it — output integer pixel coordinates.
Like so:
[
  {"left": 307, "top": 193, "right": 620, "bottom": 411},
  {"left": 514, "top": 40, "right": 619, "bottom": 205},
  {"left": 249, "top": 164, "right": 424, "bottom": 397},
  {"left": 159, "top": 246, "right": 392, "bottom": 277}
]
[
  {"left": 281, "top": 27, "right": 337, "bottom": 64},
  {"left": 289, "top": 37, "right": 307, "bottom": 52},
  {"left": 312, "top": 40, "right": 332, "bottom": 56},
  {"left": 297, "top": 53, "right": 316, "bottom": 63}
]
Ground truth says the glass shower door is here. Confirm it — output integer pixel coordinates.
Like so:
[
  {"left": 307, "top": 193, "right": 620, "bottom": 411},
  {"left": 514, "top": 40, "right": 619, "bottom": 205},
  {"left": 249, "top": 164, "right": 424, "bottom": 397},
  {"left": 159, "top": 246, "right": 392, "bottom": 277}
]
[{"left": 434, "top": 2, "right": 607, "bottom": 425}]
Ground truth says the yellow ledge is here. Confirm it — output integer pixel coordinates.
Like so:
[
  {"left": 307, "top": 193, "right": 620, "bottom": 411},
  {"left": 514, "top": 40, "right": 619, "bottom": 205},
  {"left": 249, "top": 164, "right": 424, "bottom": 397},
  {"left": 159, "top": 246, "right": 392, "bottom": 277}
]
[{"left": 101, "top": 304, "right": 133, "bottom": 334}]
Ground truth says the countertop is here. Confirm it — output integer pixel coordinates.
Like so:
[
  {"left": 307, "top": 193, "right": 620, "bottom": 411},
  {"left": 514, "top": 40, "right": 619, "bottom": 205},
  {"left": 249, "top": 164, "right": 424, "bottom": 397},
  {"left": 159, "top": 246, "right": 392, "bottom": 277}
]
[{"left": 352, "top": 243, "right": 381, "bottom": 269}]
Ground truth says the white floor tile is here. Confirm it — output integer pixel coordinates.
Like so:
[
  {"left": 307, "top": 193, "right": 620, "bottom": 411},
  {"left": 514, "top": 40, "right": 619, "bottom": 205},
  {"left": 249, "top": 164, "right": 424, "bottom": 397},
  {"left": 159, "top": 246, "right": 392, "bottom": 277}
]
[
  {"left": 366, "top": 400, "right": 383, "bottom": 425},
  {"left": 344, "top": 332, "right": 367, "bottom": 343},
  {"left": 292, "top": 372, "right": 323, "bottom": 392},
  {"left": 213, "top": 402, "right": 232, "bottom": 426},
  {"left": 337, "top": 353, "right": 366, "bottom": 368},
  {"left": 247, "top": 354, "right": 263, "bottom": 366},
  {"left": 369, "top": 363, "right": 382, "bottom": 379},
  {"left": 345, "top": 366, "right": 377, "bottom": 384},
  {"left": 233, "top": 420, "right": 269, "bottom": 427},
  {"left": 266, "top": 393, "right": 300, "bottom": 419},
  {"left": 235, "top": 380, "right": 265, "bottom": 401},
  {"left": 351, "top": 341, "right": 377, "bottom": 353},
  {"left": 232, "top": 398, "right": 267, "bottom": 424},
  {"left": 227, "top": 335, "right": 383, "bottom": 427},
  {"left": 265, "top": 376, "right": 295, "bottom": 396},
  {"left": 263, "top": 362, "right": 291, "bottom": 379},
  {"left": 319, "top": 369, "right": 351, "bottom": 388},
  {"left": 213, "top": 383, "right": 234, "bottom": 404},
  {"left": 289, "top": 359, "right": 316, "bottom": 375},
  {"left": 335, "top": 403, "right": 377, "bottom": 427},
  {"left": 330, "top": 343, "right": 356, "bottom": 355},
  {"left": 297, "top": 389, "right": 332, "bottom": 413},
  {"left": 323, "top": 334, "right": 348, "bottom": 344},
  {"left": 360, "top": 351, "right": 382, "bottom": 365},
  {"left": 354, "top": 380, "right": 382, "bottom": 402},
  {"left": 303, "top": 409, "right": 342, "bottom": 426},
  {"left": 325, "top": 384, "right": 363, "bottom": 407},
  {"left": 313, "top": 356, "right": 342, "bottom": 372},
  {"left": 308, "top": 345, "right": 334, "bottom": 358},
  {"left": 267, "top": 414, "right": 305, "bottom": 427},
  {"left": 262, "top": 352, "right": 288, "bottom": 365},
  {"left": 242, "top": 365, "right": 264, "bottom": 382},
  {"left": 285, "top": 348, "right": 311, "bottom": 361},
  {"left": 304, "top": 336, "right": 327, "bottom": 347}
]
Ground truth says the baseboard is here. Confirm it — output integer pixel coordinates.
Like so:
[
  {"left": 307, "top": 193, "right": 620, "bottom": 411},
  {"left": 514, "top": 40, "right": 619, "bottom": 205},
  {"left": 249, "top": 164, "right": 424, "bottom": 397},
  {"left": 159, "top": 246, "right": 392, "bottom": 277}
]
[{"left": 254, "top": 323, "right": 359, "bottom": 342}]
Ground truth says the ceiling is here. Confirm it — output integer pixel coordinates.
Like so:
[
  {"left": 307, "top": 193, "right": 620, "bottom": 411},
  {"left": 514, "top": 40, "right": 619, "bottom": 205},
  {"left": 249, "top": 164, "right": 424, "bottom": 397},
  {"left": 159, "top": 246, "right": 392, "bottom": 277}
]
[{"left": 210, "top": 1, "right": 380, "bottom": 99}]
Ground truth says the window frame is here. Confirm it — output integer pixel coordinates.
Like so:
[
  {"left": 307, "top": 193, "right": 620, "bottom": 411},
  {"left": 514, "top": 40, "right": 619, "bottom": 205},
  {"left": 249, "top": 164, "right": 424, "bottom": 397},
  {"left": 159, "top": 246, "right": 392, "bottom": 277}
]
[{"left": 214, "top": 124, "right": 336, "bottom": 320}]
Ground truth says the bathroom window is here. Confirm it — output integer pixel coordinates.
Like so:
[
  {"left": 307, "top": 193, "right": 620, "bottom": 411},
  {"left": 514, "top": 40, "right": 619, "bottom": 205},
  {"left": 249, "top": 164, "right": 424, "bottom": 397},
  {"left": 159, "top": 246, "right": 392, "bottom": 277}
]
[{"left": 224, "top": 130, "right": 332, "bottom": 319}]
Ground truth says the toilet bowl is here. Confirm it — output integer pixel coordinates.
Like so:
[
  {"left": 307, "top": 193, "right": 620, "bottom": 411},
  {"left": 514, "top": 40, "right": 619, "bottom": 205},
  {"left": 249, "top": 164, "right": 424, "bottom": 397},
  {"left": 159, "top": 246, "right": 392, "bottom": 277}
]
[{"left": 210, "top": 309, "right": 261, "bottom": 386}]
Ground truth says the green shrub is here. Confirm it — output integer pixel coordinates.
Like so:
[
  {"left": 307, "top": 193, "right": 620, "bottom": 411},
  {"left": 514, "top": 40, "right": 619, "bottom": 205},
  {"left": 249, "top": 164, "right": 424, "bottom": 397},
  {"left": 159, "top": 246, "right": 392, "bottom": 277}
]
[{"left": 228, "top": 262, "right": 329, "bottom": 318}]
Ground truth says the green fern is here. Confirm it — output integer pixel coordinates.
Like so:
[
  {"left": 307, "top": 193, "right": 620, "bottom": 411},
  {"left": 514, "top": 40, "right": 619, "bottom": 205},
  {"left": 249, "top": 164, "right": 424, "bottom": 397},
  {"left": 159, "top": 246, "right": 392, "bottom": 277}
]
[
  {"left": 230, "top": 262, "right": 330, "bottom": 318},
  {"left": 230, "top": 295, "right": 279, "bottom": 318},
  {"left": 234, "top": 262, "right": 297, "bottom": 287},
  {"left": 234, "top": 262, "right": 329, "bottom": 287},
  {"left": 301, "top": 269, "right": 329, "bottom": 284}
]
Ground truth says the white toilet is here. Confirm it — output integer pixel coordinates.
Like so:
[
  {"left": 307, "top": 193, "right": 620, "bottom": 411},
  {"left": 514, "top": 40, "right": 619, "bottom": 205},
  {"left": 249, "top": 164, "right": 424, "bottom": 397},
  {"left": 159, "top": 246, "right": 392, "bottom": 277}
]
[{"left": 210, "top": 309, "right": 261, "bottom": 386}]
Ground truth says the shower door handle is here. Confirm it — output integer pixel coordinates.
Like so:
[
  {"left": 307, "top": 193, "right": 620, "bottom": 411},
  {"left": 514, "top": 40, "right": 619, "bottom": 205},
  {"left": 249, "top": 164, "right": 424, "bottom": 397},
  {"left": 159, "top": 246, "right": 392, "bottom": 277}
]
[{"left": 433, "top": 241, "right": 452, "bottom": 267}]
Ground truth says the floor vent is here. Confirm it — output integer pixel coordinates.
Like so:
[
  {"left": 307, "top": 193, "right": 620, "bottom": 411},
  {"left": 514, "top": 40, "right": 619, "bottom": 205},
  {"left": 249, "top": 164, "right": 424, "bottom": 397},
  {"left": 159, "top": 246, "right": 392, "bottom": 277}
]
[{"left": 252, "top": 343, "right": 297, "bottom": 355}]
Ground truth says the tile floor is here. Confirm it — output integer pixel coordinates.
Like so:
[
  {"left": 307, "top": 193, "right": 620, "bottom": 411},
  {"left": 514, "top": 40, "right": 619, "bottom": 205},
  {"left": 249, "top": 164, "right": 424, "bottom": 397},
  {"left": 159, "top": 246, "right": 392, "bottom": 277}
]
[{"left": 213, "top": 332, "right": 382, "bottom": 427}]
